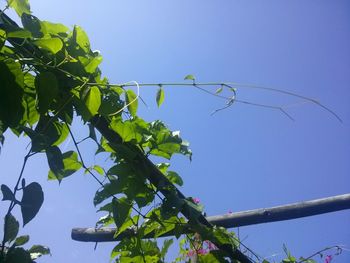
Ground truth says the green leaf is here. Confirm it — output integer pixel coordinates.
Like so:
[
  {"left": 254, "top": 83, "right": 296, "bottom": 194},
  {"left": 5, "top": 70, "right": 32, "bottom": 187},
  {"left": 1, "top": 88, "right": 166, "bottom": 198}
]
[
  {"left": 14, "top": 235, "right": 30, "bottom": 246},
  {"left": 0, "top": 60, "right": 24, "bottom": 127},
  {"left": 160, "top": 238, "right": 173, "bottom": 259},
  {"left": 48, "top": 151, "right": 82, "bottom": 181},
  {"left": 184, "top": 74, "right": 195, "bottom": 81},
  {"left": 1, "top": 184, "right": 16, "bottom": 201},
  {"left": 156, "top": 87, "right": 165, "bottom": 107},
  {"left": 20, "top": 182, "right": 44, "bottom": 226},
  {"left": 29, "top": 245, "right": 51, "bottom": 259},
  {"left": 46, "top": 146, "right": 64, "bottom": 175},
  {"left": 40, "top": 21, "right": 69, "bottom": 36},
  {"left": 72, "top": 25, "right": 90, "bottom": 53},
  {"left": 33, "top": 38, "right": 63, "bottom": 54},
  {"left": 7, "top": 0, "right": 31, "bottom": 16},
  {"left": 4, "top": 213, "right": 19, "bottom": 243},
  {"left": 84, "top": 86, "right": 101, "bottom": 116},
  {"left": 4, "top": 247, "right": 32, "bottom": 263},
  {"left": 35, "top": 72, "right": 59, "bottom": 113},
  {"left": 6, "top": 29, "right": 32, "bottom": 38},
  {"left": 125, "top": 89, "right": 138, "bottom": 117},
  {"left": 112, "top": 197, "right": 132, "bottom": 229},
  {"left": 215, "top": 87, "right": 223, "bottom": 94},
  {"left": 78, "top": 55, "right": 103, "bottom": 74},
  {"left": 92, "top": 165, "right": 104, "bottom": 175},
  {"left": 166, "top": 171, "right": 183, "bottom": 186}
]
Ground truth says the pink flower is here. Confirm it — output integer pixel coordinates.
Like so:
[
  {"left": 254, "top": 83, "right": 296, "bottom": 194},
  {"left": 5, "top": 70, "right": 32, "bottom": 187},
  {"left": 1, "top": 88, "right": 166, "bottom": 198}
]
[
  {"left": 325, "top": 255, "right": 332, "bottom": 263},
  {"left": 197, "top": 248, "right": 208, "bottom": 255},
  {"left": 228, "top": 210, "right": 233, "bottom": 214},
  {"left": 193, "top": 197, "right": 200, "bottom": 204},
  {"left": 187, "top": 250, "right": 195, "bottom": 257}
]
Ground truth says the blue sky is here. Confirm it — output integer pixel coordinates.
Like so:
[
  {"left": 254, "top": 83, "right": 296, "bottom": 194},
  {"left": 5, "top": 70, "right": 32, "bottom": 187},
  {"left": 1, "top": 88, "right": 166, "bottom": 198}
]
[{"left": 1, "top": 0, "right": 349, "bottom": 262}]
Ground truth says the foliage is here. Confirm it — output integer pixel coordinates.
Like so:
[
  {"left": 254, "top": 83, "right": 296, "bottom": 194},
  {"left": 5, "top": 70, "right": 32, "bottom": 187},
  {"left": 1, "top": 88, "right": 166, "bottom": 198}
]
[{"left": 0, "top": 1, "right": 344, "bottom": 263}]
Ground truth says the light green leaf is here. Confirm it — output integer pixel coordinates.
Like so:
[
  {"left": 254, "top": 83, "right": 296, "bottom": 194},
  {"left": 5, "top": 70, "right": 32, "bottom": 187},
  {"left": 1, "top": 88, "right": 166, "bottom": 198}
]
[
  {"left": 84, "top": 86, "right": 101, "bottom": 116},
  {"left": 14, "top": 235, "right": 30, "bottom": 246},
  {"left": 35, "top": 72, "right": 59, "bottom": 113},
  {"left": 78, "top": 55, "right": 103, "bottom": 74},
  {"left": 125, "top": 89, "right": 138, "bottom": 117},
  {"left": 156, "top": 87, "right": 165, "bottom": 107},
  {"left": 184, "top": 74, "right": 195, "bottom": 81},
  {"left": 7, "top": 29, "right": 32, "bottom": 38},
  {"left": 4, "top": 213, "right": 19, "bottom": 243},
  {"left": 73, "top": 25, "right": 90, "bottom": 53},
  {"left": 29, "top": 245, "right": 51, "bottom": 259},
  {"left": 92, "top": 165, "right": 104, "bottom": 175},
  {"left": 7, "top": 0, "right": 31, "bottom": 16},
  {"left": 33, "top": 38, "right": 63, "bottom": 54},
  {"left": 215, "top": 87, "right": 223, "bottom": 94},
  {"left": 20, "top": 182, "right": 44, "bottom": 226},
  {"left": 166, "top": 171, "right": 183, "bottom": 186},
  {"left": 40, "top": 21, "right": 69, "bottom": 36}
]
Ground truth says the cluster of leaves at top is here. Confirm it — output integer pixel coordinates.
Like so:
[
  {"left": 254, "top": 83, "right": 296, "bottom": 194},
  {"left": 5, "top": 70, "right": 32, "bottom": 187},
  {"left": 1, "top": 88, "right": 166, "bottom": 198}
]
[{"left": 0, "top": 1, "right": 251, "bottom": 263}]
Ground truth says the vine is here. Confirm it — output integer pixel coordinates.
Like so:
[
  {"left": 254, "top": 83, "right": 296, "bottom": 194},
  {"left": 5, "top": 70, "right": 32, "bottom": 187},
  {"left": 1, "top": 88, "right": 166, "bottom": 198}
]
[{"left": 0, "top": 1, "right": 345, "bottom": 263}]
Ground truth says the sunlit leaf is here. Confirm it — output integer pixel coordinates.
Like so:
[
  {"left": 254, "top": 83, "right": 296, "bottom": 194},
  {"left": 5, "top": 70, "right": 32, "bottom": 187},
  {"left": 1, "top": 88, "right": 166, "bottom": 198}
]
[
  {"left": 29, "top": 245, "right": 51, "bottom": 259},
  {"left": 33, "top": 38, "right": 63, "bottom": 54},
  {"left": 215, "top": 87, "right": 223, "bottom": 94},
  {"left": 48, "top": 151, "right": 82, "bottom": 181},
  {"left": 40, "top": 21, "right": 69, "bottom": 36},
  {"left": 125, "top": 89, "right": 138, "bottom": 117},
  {"left": 7, "top": 0, "right": 31, "bottom": 16},
  {"left": 84, "top": 86, "right": 101, "bottom": 116},
  {"left": 184, "top": 74, "right": 195, "bottom": 81},
  {"left": 73, "top": 25, "right": 90, "bottom": 53},
  {"left": 166, "top": 171, "right": 183, "bottom": 186},
  {"left": 156, "top": 87, "right": 165, "bottom": 107}
]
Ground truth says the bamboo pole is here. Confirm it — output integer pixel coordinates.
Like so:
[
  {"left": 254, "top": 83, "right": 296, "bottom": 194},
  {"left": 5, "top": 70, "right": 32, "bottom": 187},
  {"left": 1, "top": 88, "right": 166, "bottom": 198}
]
[{"left": 72, "top": 193, "right": 350, "bottom": 242}]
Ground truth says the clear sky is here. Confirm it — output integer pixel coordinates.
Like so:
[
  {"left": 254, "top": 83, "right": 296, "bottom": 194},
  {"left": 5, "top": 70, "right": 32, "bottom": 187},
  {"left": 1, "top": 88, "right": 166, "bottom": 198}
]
[{"left": 0, "top": 0, "right": 349, "bottom": 262}]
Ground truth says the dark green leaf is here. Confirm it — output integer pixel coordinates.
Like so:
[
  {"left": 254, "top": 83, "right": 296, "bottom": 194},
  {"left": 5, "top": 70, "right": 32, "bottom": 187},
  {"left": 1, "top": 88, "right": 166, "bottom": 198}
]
[
  {"left": 7, "top": 0, "right": 31, "bottom": 16},
  {"left": 20, "top": 182, "right": 44, "bottom": 226},
  {"left": 46, "top": 146, "right": 64, "bottom": 175},
  {"left": 4, "top": 247, "right": 32, "bottom": 263},
  {"left": 156, "top": 87, "right": 165, "bottom": 107},
  {"left": 4, "top": 213, "right": 19, "bottom": 243},
  {"left": 112, "top": 197, "right": 132, "bottom": 229},
  {"left": 33, "top": 38, "right": 63, "bottom": 54},
  {"left": 14, "top": 235, "right": 30, "bottom": 246},
  {"left": 1, "top": 184, "right": 16, "bottom": 201},
  {"left": 35, "top": 72, "right": 59, "bottom": 113},
  {"left": 0, "top": 60, "right": 24, "bottom": 127},
  {"left": 125, "top": 89, "right": 138, "bottom": 117},
  {"left": 29, "top": 245, "right": 51, "bottom": 259}
]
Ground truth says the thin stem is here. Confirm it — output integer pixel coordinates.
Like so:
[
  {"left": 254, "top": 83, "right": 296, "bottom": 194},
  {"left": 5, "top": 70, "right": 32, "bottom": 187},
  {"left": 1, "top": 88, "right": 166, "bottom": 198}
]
[
  {"left": 1, "top": 149, "right": 33, "bottom": 257},
  {"left": 85, "top": 81, "right": 341, "bottom": 122},
  {"left": 298, "top": 245, "right": 343, "bottom": 263}
]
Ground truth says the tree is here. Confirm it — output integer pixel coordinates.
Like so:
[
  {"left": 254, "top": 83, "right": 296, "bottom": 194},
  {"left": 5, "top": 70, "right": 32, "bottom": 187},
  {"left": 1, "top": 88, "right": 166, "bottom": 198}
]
[{"left": 0, "top": 1, "right": 348, "bottom": 262}]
